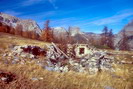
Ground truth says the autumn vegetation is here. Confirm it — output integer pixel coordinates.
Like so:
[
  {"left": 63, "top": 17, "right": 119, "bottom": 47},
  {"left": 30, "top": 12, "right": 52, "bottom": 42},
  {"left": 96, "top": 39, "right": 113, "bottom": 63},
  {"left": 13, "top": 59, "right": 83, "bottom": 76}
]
[
  {"left": 0, "top": 20, "right": 130, "bottom": 50},
  {"left": 0, "top": 22, "right": 38, "bottom": 39},
  {"left": 0, "top": 26, "right": 133, "bottom": 89}
]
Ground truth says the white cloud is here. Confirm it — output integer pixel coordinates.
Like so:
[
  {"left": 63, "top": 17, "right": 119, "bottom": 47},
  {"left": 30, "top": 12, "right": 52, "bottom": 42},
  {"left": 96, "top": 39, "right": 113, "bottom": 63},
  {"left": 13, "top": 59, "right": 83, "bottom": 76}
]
[
  {"left": 21, "top": 0, "right": 58, "bottom": 9},
  {"left": 19, "top": 11, "right": 56, "bottom": 20},
  {"left": 48, "top": 0, "right": 58, "bottom": 9},
  {"left": 52, "top": 17, "right": 76, "bottom": 23},
  {"left": 89, "top": 12, "right": 133, "bottom": 26},
  {"left": 3, "top": 10, "right": 22, "bottom": 16},
  {"left": 21, "top": 0, "right": 44, "bottom": 6}
]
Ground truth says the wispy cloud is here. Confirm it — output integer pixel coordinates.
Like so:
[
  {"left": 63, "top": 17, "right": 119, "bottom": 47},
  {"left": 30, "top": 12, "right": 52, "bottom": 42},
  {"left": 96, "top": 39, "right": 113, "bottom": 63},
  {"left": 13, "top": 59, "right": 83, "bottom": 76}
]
[
  {"left": 3, "top": 10, "right": 22, "bottom": 16},
  {"left": 21, "top": 0, "right": 44, "bottom": 6},
  {"left": 50, "top": 17, "right": 81, "bottom": 27},
  {"left": 19, "top": 11, "right": 56, "bottom": 20},
  {"left": 21, "top": 0, "right": 58, "bottom": 9},
  {"left": 89, "top": 12, "right": 133, "bottom": 26},
  {"left": 52, "top": 17, "right": 76, "bottom": 23},
  {"left": 48, "top": 0, "right": 58, "bottom": 9}
]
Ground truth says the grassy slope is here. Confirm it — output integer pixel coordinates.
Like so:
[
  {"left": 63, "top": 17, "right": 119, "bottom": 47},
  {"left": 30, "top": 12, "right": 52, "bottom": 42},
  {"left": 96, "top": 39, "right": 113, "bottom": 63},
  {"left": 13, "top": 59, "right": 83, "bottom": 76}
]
[
  {"left": 0, "top": 32, "right": 49, "bottom": 49},
  {"left": 0, "top": 32, "right": 133, "bottom": 89}
]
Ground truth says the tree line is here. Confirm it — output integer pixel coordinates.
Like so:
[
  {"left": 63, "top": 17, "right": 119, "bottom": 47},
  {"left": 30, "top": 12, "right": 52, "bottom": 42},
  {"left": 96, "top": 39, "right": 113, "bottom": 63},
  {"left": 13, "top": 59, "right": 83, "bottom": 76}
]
[
  {"left": 0, "top": 21, "right": 129, "bottom": 50},
  {"left": 89, "top": 26, "right": 129, "bottom": 50},
  {"left": 0, "top": 22, "right": 39, "bottom": 39}
]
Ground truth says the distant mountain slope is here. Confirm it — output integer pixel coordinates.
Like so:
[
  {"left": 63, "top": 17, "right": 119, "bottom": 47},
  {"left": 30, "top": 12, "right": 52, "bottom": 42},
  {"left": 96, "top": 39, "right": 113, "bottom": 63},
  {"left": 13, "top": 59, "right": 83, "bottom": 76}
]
[
  {"left": 115, "top": 20, "right": 133, "bottom": 50},
  {"left": 52, "top": 26, "right": 88, "bottom": 42},
  {"left": 0, "top": 12, "right": 41, "bottom": 35},
  {"left": 52, "top": 27, "right": 68, "bottom": 39},
  {"left": 68, "top": 27, "right": 84, "bottom": 36},
  {"left": 1, "top": 12, "right": 133, "bottom": 50}
]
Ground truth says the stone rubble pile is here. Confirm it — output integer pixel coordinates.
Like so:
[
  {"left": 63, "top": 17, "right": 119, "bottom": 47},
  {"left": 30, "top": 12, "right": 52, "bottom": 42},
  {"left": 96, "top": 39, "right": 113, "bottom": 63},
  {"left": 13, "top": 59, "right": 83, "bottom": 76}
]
[
  {"left": 1, "top": 45, "right": 46, "bottom": 65},
  {"left": 45, "top": 43, "right": 115, "bottom": 74},
  {"left": 1, "top": 43, "right": 116, "bottom": 75},
  {"left": 0, "top": 70, "right": 16, "bottom": 84}
]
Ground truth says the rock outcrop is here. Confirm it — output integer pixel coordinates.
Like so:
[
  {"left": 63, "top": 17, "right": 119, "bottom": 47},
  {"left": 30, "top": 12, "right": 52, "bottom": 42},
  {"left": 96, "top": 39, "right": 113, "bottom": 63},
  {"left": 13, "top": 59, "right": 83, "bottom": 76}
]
[
  {"left": 52, "top": 27, "right": 68, "bottom": 39},
  {"left": 52, "top": 26, "right": 87, "bottom": 42},
  {"left": 68, "top": 27, "right": 83, "bottom": 36},
  {"left": 0, "top": 12, "right": 41, "bottom": 35},
  {"left": 114, "top": 20, "right": 133, "bottom": 50}
]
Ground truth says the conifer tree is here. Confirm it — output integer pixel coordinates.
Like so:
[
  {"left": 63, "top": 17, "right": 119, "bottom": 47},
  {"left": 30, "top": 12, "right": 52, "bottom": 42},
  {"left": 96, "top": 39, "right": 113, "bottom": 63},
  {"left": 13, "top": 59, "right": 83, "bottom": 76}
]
[
  {"left": 101, "top": 26, "right": 109, "bottom": 46},
  {"left": 108, "top": 29, "right": 114, "bottom": 49},
  {"left": 41, "top": 20, "right": 53, "bottom": 42}
]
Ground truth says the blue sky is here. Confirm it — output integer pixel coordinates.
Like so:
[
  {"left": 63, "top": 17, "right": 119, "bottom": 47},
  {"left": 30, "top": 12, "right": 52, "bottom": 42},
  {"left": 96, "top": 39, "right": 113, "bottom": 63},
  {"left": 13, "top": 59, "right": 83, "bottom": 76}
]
[{"left": 0, "top": 0, "right": 133, "bottom": 33}]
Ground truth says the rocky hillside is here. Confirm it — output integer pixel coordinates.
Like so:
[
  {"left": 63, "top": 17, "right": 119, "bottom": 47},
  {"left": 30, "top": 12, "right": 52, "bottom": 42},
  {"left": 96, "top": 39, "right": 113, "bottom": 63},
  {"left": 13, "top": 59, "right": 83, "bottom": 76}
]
[
  {"left": 52, "top": 27, "right": 68, "bottom": 39},
  {"left": 52, "top": 26, "right": 88, "bottom": 42},
  {"left": 68, "top": 27, "right": 83, "bottom": 36},
  {"left": 0, "top": 12, "right": 88, "bottom": 42},
  {"left": 0, "top": 12, "right": 133, "bottom": 50},
  {"left": 0, "top": 12, "right": 41, "bottom": 35},
  {"left": 52, "top": 26, "right": 84, "bottom": 36},
  {"left": 115, "top": 20, "right": 133, "bottom": 50}
]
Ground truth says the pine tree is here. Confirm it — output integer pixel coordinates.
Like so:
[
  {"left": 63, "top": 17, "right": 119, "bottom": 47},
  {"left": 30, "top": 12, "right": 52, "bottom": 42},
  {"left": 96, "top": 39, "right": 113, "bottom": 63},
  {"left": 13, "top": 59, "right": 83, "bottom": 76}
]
[
  {"left": 108, "top": 29, "right": 114, "bottom": 49},
  {"left": 101, "top": 26, "right": 109, "bottom": 46}
]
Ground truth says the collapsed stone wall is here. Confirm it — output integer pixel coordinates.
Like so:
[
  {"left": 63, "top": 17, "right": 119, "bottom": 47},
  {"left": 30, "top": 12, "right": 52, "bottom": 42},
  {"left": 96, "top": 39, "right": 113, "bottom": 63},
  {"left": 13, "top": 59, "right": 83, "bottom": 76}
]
[
  {"left": 0, "top": 44, "right": 117, "bottom": 75},
  {"left": 45, "top": 44, "right": 115, "bottom": 74},
  {"left": 0, "top": 45, "right": 46, "bottom": 65}
]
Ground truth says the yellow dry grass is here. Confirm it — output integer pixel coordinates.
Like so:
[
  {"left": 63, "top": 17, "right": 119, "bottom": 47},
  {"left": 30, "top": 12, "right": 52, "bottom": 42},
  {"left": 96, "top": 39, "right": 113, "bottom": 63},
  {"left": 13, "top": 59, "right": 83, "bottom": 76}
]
[
  {"left": 0, "top": 62, "right": 132, "bottom": 89},
  {"left": 0, "top": 32, "right": 133, "bottom": 89},
  {"left": 0, "top": 32, "right": 50, "bottom": 49}
]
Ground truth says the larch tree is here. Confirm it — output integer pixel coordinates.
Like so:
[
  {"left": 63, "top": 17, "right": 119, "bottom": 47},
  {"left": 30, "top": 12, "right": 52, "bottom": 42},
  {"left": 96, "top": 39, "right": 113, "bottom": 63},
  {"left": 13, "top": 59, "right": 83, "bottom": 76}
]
[
  {"left": 15, "top": 24, "right": 23, "bottom": 36},
  {"left": 41, "top": 20, "right": 53, "bottom": 42},
  {"left": 31, "top": 31, "right": 37, "bottom": 39}
]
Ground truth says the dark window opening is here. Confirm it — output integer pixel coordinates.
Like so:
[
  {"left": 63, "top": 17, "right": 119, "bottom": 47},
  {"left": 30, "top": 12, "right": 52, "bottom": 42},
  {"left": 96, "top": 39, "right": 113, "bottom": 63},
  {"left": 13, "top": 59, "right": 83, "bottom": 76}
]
[{"left": 79, "top": 48, "right": 85, "bottom": 55}]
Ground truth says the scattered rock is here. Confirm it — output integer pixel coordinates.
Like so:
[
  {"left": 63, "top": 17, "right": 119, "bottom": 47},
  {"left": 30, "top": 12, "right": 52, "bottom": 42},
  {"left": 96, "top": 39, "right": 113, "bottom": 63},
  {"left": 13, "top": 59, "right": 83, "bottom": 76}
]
[
  {"left": 1, "top": 77, "right": 7, "bottom": 81},
  {"left": 1, "top": 45, "right": 47, "bottom": 66},
  {"left": 0, "top": 71, "right": 16, "bottom": 84},
  {"left": 3, "top": 54, "right": 8, "bottom": 57},
  {"left": 31, "top": 77, "right": 43, "bottom": 81},
  {"left": 104, "top": 86, "right": 115, "bottom": 89},
  {"left": 45, "top": 43, "right": 115, "bottom": 74},
  {"left": 31, "top": 78, "right": 39, "bottom": 81},
  {"left": 120, "top": 61, "right": 133, "bottom": 64}
]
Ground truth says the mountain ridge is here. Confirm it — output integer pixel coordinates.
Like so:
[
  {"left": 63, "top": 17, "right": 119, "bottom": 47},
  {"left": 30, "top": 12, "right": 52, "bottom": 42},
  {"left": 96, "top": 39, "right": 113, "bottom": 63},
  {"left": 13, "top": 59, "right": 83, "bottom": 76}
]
[
  {"left": 0, "top": 12, "right": 133, "bottom": 50},
  {"left": 0, "top": 12, "right": 41, "bottom": 35}
]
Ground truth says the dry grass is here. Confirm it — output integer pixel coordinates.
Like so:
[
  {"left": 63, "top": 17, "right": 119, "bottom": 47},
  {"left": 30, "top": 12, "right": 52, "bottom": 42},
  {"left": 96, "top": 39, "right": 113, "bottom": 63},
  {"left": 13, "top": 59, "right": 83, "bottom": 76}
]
[
  {"left": 0, "top": 32, "right": 50, "bottom": 49},
  {"left": 0, "top": 62, "right": 132, "bottom": 89},
  {"left": 0, "top": 32, "right": 133, "bottom": 89}
]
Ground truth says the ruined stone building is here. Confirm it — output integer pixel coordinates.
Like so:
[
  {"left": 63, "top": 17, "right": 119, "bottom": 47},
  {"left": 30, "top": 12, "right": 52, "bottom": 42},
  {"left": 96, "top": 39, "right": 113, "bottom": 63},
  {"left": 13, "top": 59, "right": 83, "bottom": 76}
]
[{"left": 67, "top": 44, "right": 93, "bottom": 58}]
